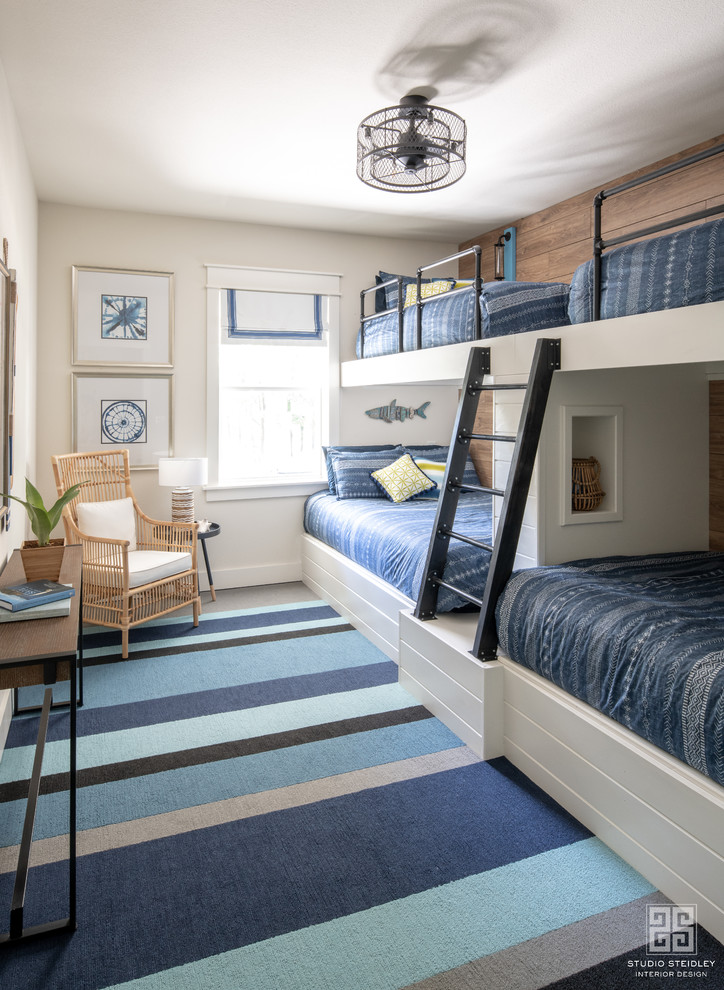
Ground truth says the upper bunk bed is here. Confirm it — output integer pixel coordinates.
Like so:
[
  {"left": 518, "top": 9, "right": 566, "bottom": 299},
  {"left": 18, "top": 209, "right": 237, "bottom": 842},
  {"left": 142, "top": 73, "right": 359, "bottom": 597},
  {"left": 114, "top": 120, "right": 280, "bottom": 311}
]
[{"left": 342, "top": 142, "right": 724, "bottom": 387}]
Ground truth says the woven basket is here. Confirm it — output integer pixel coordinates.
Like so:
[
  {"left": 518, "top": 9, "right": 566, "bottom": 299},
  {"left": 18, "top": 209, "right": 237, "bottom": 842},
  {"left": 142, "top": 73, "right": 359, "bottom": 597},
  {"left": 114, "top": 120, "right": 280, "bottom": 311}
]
[{"left": 572, "top": 456, "right": 605, "bottom": 511}]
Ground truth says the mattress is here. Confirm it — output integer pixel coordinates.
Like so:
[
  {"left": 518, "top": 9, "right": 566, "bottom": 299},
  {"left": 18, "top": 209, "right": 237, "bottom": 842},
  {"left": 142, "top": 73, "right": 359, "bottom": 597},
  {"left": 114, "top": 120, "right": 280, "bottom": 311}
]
[
  {"left": 357, "top": 282, "right": 571, "bottom": 359},
  {"left": 569, "top": 217, "right": 724, "bottom": 323},
  {"left": 497, "top": 551, "right": 724, "bottom": 785},
  {"left": 304, "top": 490, "right": 493, "bottom": 611}
]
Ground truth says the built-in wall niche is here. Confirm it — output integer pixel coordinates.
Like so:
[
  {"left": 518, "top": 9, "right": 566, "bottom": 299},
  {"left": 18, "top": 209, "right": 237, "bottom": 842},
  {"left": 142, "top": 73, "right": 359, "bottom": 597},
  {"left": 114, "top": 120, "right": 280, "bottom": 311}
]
[{"left": 560, "top": 405, "right": 623, "bottom": 525}]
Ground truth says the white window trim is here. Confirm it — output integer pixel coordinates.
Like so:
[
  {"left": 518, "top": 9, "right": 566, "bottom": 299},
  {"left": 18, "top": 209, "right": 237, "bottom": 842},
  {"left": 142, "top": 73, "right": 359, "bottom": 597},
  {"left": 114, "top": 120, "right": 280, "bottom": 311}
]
[{"left": 206, "top": 264, "right": 341, "bottom": 498}]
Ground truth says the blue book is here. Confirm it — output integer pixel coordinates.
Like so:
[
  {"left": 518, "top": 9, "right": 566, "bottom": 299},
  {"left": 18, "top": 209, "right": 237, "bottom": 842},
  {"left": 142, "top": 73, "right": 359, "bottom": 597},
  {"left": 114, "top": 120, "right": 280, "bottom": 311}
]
[{"left": 0, "top": 579, "right": 75, "bottom": 612}]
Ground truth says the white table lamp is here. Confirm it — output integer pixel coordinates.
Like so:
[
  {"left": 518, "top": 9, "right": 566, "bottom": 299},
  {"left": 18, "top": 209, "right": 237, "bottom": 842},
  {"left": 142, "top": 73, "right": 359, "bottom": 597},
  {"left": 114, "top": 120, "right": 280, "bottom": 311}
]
[{"left": 158, "top": 457, "right": 208, "bottom": 523}]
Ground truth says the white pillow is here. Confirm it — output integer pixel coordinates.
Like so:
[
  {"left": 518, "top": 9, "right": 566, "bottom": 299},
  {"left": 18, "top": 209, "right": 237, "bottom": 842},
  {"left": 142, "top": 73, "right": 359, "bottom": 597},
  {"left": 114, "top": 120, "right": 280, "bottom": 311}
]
[{"left": 76, "top": 497, "right": 137, "bottom": 551}]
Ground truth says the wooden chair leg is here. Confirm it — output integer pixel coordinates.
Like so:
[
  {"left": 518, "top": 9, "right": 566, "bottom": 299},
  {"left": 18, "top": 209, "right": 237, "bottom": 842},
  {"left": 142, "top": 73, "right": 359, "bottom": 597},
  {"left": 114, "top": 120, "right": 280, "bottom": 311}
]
[
  {"left": 193, "top": 599, "right": 200, "bottom": 627},
  {"left": 122, "top": 628, "right": 129, "bottom": 659}
]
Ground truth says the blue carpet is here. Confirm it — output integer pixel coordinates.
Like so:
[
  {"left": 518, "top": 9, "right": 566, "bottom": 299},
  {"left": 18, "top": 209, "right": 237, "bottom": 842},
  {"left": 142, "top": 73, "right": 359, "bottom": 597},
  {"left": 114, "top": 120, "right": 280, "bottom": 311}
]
[{"left": 0, "top": 599, "right": 720, "bottom": 989}]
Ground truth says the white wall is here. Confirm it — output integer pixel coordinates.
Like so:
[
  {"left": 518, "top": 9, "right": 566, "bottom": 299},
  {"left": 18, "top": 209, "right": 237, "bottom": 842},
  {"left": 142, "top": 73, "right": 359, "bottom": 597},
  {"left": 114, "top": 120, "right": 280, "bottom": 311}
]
[
  {"left": 0, "top": 59, "right": 38, "bottom": 753},
  {"left": 539, "top": 364, "right": 710, "bottom": 563},
  {"left": 37, "top": 203, "right": 460, "bottom": 588},
  {"left": 0, "top": 61, "right": 38, "bottom": 559}
]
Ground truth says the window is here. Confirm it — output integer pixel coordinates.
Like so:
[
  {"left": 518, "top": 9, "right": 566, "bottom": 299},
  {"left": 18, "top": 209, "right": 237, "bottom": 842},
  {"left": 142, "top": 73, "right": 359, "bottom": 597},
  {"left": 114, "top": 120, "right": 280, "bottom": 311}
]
[{"left": 206, "top": 266, "right": 340, "bottom": 494}]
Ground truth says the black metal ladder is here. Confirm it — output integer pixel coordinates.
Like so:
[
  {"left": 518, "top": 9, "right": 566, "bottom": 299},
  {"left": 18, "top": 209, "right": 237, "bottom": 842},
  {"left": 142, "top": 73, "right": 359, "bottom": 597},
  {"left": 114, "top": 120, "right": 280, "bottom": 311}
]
[{"left": 414, "top": 337, "right": 561, "bottom": 659}]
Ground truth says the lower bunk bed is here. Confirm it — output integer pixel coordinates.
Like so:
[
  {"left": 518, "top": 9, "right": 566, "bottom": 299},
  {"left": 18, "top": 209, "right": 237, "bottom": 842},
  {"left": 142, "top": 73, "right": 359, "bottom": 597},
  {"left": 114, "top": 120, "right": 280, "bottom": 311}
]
[
  {"left": 302, "top": 442, "right": 494, "bottom": 660},
  {"left": 494, "top": 550, "right": 724, "bottom": 943}
]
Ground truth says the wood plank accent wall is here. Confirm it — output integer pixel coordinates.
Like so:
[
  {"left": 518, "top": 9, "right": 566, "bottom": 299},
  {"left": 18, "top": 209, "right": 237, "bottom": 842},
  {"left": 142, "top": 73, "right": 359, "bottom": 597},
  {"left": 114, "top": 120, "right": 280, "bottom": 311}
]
[
  {"left": 460, "top": 134, "right": 724, "bottom": 544},
  {"left": 469, "top": 393, "right": 493, "bottom": 489},
  {"left": 458, "top": 133, "right": 724, "bottom": 283}
]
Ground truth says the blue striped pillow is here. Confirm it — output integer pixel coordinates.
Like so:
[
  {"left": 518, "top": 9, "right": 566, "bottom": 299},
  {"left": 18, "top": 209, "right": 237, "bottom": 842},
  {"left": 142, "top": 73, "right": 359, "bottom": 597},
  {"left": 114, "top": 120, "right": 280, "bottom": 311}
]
[
  {"left": 480, "top": 281, "right": 570, "bottom": 338},
  {"left": 330, "top": 447, "right": 406, "bottom": 499},
  {"left": 323, "top": 444, "right": 398, "bottom": 494}
]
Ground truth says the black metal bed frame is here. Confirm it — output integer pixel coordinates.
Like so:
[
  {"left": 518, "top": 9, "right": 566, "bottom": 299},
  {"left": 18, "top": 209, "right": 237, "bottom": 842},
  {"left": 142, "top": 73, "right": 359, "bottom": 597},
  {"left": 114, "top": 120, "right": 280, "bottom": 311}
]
[
  {"left": 593, "top": 141, "right": 724, "bottom": 320},
  {"left": 358, "top": 245, "right": 482, "bottom": 358}
]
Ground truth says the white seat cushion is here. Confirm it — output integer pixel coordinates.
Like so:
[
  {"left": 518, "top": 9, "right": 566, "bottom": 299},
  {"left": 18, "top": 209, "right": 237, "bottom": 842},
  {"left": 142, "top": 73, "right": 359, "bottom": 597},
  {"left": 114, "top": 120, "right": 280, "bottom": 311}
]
[
  {"left": 76, "top": 497, "right": 137, "bottom": 551},
  {"left": 127, "top": 550, "right": 193, "bottom": 588}
]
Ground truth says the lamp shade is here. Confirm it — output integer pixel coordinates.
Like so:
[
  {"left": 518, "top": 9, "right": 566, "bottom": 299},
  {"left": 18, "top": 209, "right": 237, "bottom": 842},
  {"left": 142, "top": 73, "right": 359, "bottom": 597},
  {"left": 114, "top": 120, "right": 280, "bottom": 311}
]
[{"left": 158, "top": 457, "right": 208, "bottom": 488}]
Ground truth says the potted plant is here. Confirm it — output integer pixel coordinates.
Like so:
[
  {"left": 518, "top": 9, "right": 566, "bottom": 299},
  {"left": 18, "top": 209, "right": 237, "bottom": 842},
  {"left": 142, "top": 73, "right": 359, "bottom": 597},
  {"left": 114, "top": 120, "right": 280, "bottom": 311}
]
[{"left": 2, "top": 477, "right": 85, "bottom": 581}]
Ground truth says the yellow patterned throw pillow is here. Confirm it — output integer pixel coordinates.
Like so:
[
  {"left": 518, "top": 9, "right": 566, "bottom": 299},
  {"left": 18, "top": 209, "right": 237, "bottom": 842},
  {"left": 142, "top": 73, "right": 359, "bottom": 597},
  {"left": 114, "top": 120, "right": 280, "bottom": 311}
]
[
  {"left": 403, "top": 280, "right": 455, "bottom": 307},
  {"left": 371, "top": 453, "right": 436, "bottom": 503}
]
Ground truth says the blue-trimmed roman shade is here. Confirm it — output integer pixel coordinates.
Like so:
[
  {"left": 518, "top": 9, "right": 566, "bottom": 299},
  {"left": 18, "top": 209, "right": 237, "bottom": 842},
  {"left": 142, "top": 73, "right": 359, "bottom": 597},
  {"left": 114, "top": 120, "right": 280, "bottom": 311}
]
[{"left": 223, "top": 289, "right": 326, "bottom": 340}]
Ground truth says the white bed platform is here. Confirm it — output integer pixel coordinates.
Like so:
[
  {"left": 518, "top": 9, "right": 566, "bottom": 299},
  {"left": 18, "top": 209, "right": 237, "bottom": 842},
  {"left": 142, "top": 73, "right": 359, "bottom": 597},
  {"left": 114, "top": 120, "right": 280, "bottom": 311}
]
[
  {"left": 342, "top": 299, "right": 724, "bottom": 386},
  {"left": 301, "top": 539, "right": 724, "bottom": 943},
  {"left": 301, "top": 533, "right": 411, "bottom": 663}
]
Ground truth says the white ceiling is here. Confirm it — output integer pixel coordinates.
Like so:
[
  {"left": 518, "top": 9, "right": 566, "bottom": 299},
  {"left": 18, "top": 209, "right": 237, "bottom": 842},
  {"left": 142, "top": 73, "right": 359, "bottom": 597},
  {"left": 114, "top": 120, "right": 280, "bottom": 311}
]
[{"left": 0, "top": 0, "right": 722, "bottom": 241}]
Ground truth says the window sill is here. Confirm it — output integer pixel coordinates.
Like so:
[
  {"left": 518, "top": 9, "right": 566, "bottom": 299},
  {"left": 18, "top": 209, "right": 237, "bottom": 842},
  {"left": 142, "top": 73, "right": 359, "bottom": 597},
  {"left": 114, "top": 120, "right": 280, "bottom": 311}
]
[{"left": 205, "top": 478, "right": 328, "bottom": 501}]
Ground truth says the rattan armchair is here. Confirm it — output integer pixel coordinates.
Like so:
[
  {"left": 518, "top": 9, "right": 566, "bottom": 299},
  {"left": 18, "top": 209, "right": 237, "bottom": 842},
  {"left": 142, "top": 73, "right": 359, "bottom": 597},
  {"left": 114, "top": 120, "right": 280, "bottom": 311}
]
[{"left": 51, "top": 449, "right": 200, "bottom": 658}]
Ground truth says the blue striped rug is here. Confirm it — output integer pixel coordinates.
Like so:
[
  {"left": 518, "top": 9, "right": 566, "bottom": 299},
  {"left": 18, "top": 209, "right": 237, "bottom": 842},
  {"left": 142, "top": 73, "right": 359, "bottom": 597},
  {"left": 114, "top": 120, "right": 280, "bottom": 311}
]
[{"left": 0, "top": 600, "right": 721, "bottom": 988}]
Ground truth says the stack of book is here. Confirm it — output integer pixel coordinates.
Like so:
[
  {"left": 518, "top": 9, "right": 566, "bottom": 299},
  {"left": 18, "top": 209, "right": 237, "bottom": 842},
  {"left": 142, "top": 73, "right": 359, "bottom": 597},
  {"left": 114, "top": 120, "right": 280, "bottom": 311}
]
[{"left": 0, "top": 579, "right": 75, "bottom": 622}]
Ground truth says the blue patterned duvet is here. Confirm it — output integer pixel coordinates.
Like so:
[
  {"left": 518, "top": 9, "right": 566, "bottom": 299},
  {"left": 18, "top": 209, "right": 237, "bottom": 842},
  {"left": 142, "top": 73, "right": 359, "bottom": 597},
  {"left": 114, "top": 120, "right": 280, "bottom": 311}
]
[
  {"left": 357, "top": 282, "right": 571, "bottom": 359},
  {"left": 304, "top": 490, "right": 493, "bottom": 611},
  {"left": 497, "top": 552, "right": 724, "bottom": 785}
]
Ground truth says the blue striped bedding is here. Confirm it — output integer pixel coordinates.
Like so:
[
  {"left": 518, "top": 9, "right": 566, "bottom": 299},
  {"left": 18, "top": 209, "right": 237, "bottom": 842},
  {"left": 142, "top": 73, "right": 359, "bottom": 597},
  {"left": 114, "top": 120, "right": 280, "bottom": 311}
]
[
  {"left": 497, "top": 551, "right": 724, "bottom": 785},
  {"left": 357, "top": 282, "right": 571, "bottom": 359},
  {"left": 304, "top": 490, "right": 493, "bottom": 610},
  {"left": 569, "top": 217, "right": 724, "bottom": 323}
]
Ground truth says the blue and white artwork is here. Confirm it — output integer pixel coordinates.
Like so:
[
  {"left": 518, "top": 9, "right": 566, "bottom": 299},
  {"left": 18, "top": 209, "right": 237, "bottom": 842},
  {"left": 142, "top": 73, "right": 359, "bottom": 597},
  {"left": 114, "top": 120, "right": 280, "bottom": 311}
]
[
  {"left": 101, "top": 295, "right": 148, "bottom": 340},
  {"left": 101, "top": 399, "right": 148, "bottom": 444}
]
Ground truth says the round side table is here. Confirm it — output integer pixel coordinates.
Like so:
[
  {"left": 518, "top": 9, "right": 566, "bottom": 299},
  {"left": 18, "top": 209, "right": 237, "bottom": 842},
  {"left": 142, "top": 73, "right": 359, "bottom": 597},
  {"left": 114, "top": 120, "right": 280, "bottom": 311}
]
[{"left": 197, "top": 523, "right": 220, "bottom": 600}]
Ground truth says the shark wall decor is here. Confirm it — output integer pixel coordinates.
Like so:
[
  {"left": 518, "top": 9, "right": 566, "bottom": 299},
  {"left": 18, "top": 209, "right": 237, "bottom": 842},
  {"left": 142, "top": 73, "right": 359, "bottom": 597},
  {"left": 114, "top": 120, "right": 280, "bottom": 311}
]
[{"left": 365, "top": 399, "right": 430, "bottom": 424}]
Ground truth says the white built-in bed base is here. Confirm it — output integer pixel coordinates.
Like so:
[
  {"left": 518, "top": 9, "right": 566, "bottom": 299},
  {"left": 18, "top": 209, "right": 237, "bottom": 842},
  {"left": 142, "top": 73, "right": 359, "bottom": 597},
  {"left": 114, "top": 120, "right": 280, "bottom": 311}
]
[
  {"left": 302, "top": 534, "right": 411, "bottom": 662},
  {"left": 301, "top": 534, "right": 724, "bottom": 944}
]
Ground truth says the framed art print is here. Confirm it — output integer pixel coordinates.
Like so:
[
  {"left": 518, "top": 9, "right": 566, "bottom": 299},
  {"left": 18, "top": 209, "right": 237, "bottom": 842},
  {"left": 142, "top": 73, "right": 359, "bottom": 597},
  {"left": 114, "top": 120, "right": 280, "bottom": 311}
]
[
  {"left": 72, "top": 373, "right": 173, "bottom": 469},
  {"left": 72, "top": 266, "right": 173, "bottom": 367}
]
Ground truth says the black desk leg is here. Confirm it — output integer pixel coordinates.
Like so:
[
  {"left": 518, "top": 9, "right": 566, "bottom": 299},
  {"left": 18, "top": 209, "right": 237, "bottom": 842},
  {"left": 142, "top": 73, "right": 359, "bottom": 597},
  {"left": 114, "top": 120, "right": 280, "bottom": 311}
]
[
  {"left": 1, "top": 660, "right": 78, "bottom": 945},
  {"left": 9, "top": 688, "right": 53, "bottom": 939},
  {"left": 200, "top": 538, "right": 216, "bottom": 601},
  {"left": 69, "top": 654, "right": 77, "bottom": 930}
]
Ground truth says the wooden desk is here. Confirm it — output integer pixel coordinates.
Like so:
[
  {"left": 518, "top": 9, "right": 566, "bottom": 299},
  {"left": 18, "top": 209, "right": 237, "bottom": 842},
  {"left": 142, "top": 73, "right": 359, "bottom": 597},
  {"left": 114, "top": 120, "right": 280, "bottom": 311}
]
[{"left": 0, "top": 545, "right": 82, "bottom": 945}]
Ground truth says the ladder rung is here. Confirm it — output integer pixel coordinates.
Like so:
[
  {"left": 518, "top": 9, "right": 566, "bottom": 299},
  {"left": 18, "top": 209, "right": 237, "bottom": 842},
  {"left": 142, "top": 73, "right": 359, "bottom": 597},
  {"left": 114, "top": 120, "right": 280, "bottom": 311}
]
[
  {"left": 444, "top": 529, "right": 494, "bottom": 553},
  {"left": 453, "top": 482, "right": 506, "bottom": 498},
  {"left": 478, "top": 383, "right": 529, "bottom": 391},
  {"left": 465, "top": 433, "right": 516, "bottom": 442},
  {"left": 431, "top": 577, "right": 483, "bottom": 609}
]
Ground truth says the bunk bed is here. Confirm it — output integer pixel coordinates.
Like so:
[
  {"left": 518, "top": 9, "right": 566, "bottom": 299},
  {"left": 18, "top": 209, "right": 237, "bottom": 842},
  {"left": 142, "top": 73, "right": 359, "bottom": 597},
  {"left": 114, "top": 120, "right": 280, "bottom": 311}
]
[
  {"left": 304, "top": 140, "right": 724, "bottom": 941},
  {"left": 357, "top": 215, "right": 723, "bottom": 359},
  {"left": 304, "top": 444, "right": 494, "bottom": 649}
]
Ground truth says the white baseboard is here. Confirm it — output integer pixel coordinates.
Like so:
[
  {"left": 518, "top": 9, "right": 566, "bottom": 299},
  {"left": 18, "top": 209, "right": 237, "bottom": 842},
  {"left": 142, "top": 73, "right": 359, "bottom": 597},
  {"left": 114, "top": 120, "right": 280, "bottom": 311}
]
[{"left": 202, "top": 561, "right": 302, "bottom": 592}]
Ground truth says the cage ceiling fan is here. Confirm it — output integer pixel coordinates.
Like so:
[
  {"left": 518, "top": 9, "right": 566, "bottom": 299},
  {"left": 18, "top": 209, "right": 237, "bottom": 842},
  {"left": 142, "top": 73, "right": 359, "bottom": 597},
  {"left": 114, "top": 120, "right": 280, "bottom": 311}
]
[{"left": 356, "top": 93, "right": 466, "bottom": 193}]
